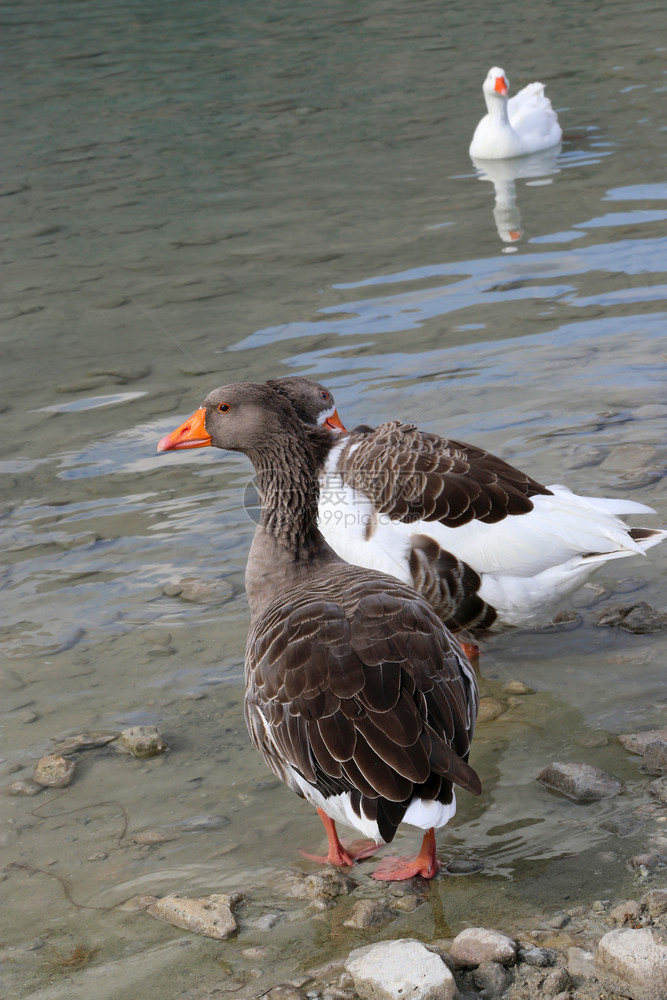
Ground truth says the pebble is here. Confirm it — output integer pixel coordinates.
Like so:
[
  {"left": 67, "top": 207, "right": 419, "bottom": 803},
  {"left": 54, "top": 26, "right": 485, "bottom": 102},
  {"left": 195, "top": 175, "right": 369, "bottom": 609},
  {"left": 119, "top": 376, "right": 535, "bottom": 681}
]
[
  {"left": 609, "top": 899, "right": 643, "bottom": 924},
  {"left": 628, "top": 852, "right": 663, "bottom": 871},
  {"left": 290, "top": 868, "right": 357, "bottom": 906},
  {"left": 501, "top": 680, "right": 533, "bottom": 695},
  {"left": 443, "top": 858, "right": 484, "bottom": 875},
  {"left": 147, "top": 892, "right": 241, "bottom": 940},
  {"left": 477, "top": 697, "right": 505, "bottom": 722},
  {"left": 619, "top": 730, "right": 667, "bottom": 756},
  {"left": 346, "top": 939, "right": 457, "bottom": 1000},
  {"left": 567, "top": 946, "right": 596, "bottom": 978},
  {"left": 133, "top": 831, "right": 178, "bottom": 845},
  {"left": 163, "top": 577, "right": 234, "bottom": 604},
  {"left": 642, "top": 741, "right": 667, "bottom": 776},
  {"left": 595, "top": 601, "right": 667, "bottom": 633},
  {"left": 472, "top": 960, "right": 508, "bottom": 995},
  {"left": 516, "top": 944, "right": 555, "bottom": 966},
  {"left": 536, "top": 761, "right": 622, "bottom": 802},
  {"left": 449, "top": 927, "right": 517, "bottom": 968},
  {"left": 33, "top": 754, "right": 76, "bottom": 788},
  {"left": 646, "top": 889, "right": 667, "bottom": 919},
  {"left": 178, "top": 814, "right": 230, "bottom": 831},
  {"left": 647, "top": 778, "right": 667, "bottom": 805},
  {"left": 596, "top": 927, "right": 667, "bottom": 1000},
  {"left": 117, "top": 725, "right": 168, "bottom": 758},
  {"left": 343, "top": 900, "right": 394, "bottom": 930},
  {"left": 541, "top": 967, "right": 570, "bottom": 995},
  {"left": 3, "top": 778, "right": 43, "bottom": 796}
]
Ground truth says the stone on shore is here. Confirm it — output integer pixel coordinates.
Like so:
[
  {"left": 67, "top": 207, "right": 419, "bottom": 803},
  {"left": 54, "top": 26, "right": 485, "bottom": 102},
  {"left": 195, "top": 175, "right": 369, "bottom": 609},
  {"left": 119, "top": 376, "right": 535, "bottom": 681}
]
[
  {"left": 449, "top": 927, "right": 517, "bottom": 968},
  {"left": 117, "top": 725, "right": 168, "bottom": 758},
  {"left": 536, "top": 761, "right": 622, "bottom": 802},
  {"left": 618, "top": 730, "right": 667, "bottom": 756},
  {"left": 641, "top": 740, "right": 667, "bottom": 776},
  {"left": 147, "top": 892, "right": 240, "bottom": 940},
  {"left": 345, "top": 939, "right": 457, "bottom": 1000},
  {"left": 595, "top": 927, "right": 667, "bottom": 1000},
  {"left": 33, "top": 754, "right": 76, "bottom": 787}
]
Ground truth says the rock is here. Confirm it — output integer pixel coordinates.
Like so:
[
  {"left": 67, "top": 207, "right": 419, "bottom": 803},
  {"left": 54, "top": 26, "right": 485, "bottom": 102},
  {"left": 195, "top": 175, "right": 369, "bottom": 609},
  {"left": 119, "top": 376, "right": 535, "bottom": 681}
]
[
  {"left": 618, "top": 731, "right": 667, "bottom": 756},
  {"left": 179, "top": 814, "right": 230, "bottom": 831},
  {"left": 55, "top": 732, "right": 118, "bottom": 753},
  {"left": 595, "top": 927, "right": 667, "bottom": 1000},
  {"left": 645, "top": 889, "right": 667, "bottom": 919},
  {"left": 641, "top": 741, "right": 667, "bottom": 776},
  {"left": 343, "top": 900, "right": 393, "bottom": 930},
  {"left": 536, "top": 761, "right": 622, "bottom": 802},
  {"left": 346, "top": 939, "right": 457, "bottom": 1000},
  {"left": 117, "top": 726, "right": 168, "bottom": 758},
  {"left": 133, "top": 831, "right": 178, "bottom": 845},
  {"left": 477, "top": 697, "right": 505, "bottom": 722},
  {"left": 265, "top": 988, "right": 304, "bottom": 1000},
  {"left": 449, "top": 927, "right": 517, "bottom": 968},
  {"left": 647, "top": 778, "right": 667, "bottom": 804},
  {"left": 472, "top": 960, "right": 509, "bottom": 995},
  {"left": 443, "top": 858, "right": 484, "bottom": 875},
  {"left": 595, "top": 601, "right": 667, "bottom": 633},
  {"left": 542, "top": 968, "right": 570, "bottom": 996},
  {"left": 163, "top": 577, "right": 233, "bottom": 604},
  {"left": 609, "top": 899, "right": 643, "bottom": 925},
  {"left": 501, "top": 680, "right": 533, "bottom": 695},
  {"left": 3, "top": 778, "right": 43, "bottom": 796},
  {"left": 147, "top": 892, "right": 241, "bottom": 940},
  {"left": 516, "top": 945, "right": 555, "bottom": 966},
  {"left": 33, "top": 754, "right": 76, "bottom": 787},
  {"left": 628, "top": 853, "right": 663, "bottom": 871},
  {"left": 291, "top": 868, "right": 357, "bottom": 905},
  {"left": 567, "top": 946, "right": 595, "bottom": 978}
]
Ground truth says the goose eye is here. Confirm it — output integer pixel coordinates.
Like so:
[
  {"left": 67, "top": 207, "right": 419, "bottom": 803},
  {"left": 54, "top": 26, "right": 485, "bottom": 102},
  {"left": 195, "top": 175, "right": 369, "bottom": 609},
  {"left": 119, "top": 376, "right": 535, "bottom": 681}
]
[
  {"left": 218, "top": 403, "right": 230, "bottom": 413},
  {"left": 320, "top": 391, "right": 329, "bottom": 401}
]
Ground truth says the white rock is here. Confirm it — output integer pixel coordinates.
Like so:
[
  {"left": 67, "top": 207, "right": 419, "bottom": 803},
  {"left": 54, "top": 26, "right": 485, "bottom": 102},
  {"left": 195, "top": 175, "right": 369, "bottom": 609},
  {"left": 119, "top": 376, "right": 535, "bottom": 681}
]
[
  {"left": 595, "top": 927, "right": 667, "bottom": 1000},
  {"left": 449, "top": 927, "right": 517, "bottom": 968},
  {"left": 346, "top": 939, "right": 457, "bottom": 1000},
  {"left": 567, "top": 946, "right": 595, "bottom": 978},
  {"left": 147, "top": 892, "right": 240, "bottom": 940}
]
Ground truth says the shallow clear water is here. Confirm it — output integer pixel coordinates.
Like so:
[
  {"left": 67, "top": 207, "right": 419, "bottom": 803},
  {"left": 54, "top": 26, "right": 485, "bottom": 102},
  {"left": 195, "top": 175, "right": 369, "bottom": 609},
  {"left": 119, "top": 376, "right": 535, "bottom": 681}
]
[{"left": 1, "top": 1, "right": 666, "bottom": 996}]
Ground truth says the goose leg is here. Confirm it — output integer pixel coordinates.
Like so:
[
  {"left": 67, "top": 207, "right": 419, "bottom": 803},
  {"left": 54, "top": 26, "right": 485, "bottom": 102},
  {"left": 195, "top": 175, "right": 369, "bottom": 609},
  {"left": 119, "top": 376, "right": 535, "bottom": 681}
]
[
  {"left": 371, "top": 826, "right": 441, "bottom": 881},
  {"left": 459, "top": 641, "right": 479, "bottom": 669},
  {"left": 299, "top": 808, "right": 381, "bottom": 866}
]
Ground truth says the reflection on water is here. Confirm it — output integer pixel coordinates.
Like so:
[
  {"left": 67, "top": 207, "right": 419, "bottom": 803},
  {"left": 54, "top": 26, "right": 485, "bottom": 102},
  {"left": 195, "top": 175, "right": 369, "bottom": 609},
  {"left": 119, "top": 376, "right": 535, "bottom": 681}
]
[
  {"left": 470, "top": 144, "right": 562, "bottom": 243},
  {"left": 1, "top": 0, "right": 667, "bottom": 997}
]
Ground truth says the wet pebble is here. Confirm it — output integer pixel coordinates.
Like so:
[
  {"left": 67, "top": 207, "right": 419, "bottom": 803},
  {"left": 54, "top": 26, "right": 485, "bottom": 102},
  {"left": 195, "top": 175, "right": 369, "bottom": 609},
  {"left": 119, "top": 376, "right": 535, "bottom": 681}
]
[
  {"left": 449, "top": 927, "right": 517, "bottom": 968},
  {"left": 647, "top": 778, "right": 667, "bottom": 805},
  {"left": 477, "top": 697, "right": 505, "bottom": 722},
  {"left": 628, "top": 852, "right": 664, "bottom": 871},
  {"left": 133, "top": 831, "right": 178, "bottom": 845},
  {"left": 541, "top": 967, "right": 570, "bottom": 995},
  {"left": 163, "top": 577, "right": 234, "bottom": 604},
  {"left": 178, "top": 813, "right": 229, "bottom": 831},
  {"left": 33, "top": 754, "right": 76, "bottom": 788},
  {"left": 443, "top": 857, "right": 484, "bottom": 875},
  {"left": 117, "top": 725, "right": 168, "bottom": 758},
  {"left": 536, "top": 761, "right": 622, "bottom": 802},
  {"left": 646, "top": 889, "right": 667, "bottom": 919},
  {"left": 609, "top": 899, "right": 643, "bottom": 925},
  {"left": 55, "top": 732, "right": 118, "bottom": 753},
  {"left": 501, "top": 679, "right": 534, "bottom": 695},
  {"left": 595, "top": 926, "right": 667, "bottom": 1000},
  {"left": 147, "top": 891, "right": 241, "bottom": 940},
  {"left": 642, "top": 741, "right": 667, "bottom": 776},
  {"left": 516, "top": 944, "right": 555, "bottom": 966},
  {"left": 346, "top": 939, "right": 457, "bottom": 1000},
  {"left": 619, "top": 730, "right": 667, "bottom": 756},
  {"left": 595, "top": 601, "right": 667, "bottom": 633},
  {"left": 472, "top": 960, "right": 508, "bottom": 996},
  {"left": 3, "top": 779, "right": 43, "bottom": 796},
  {"left": 291, "top": 868, "right": 357, "bottom": 908},
  {"left": 343, "top": 900, "right": 394, "bottom": 930}
]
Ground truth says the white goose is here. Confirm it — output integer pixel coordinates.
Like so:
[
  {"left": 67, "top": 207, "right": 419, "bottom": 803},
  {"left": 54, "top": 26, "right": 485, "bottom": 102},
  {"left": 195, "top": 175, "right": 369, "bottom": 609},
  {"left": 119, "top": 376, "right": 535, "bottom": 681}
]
[
  {"left": 269, "top": 377, "right": 666, "bottom": 638},
  {"left": 469, "top": 66, "right": 562, "bottom": 160}
]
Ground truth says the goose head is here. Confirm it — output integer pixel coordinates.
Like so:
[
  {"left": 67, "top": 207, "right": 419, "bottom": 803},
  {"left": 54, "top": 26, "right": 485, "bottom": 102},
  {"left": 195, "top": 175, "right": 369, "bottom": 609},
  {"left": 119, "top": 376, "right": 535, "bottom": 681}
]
[
  {"left": 268, "top": 376, "right": 347, "bottom": 433},
  {"left": 482, "top": 66, "right": 510, "bottom": 108}
]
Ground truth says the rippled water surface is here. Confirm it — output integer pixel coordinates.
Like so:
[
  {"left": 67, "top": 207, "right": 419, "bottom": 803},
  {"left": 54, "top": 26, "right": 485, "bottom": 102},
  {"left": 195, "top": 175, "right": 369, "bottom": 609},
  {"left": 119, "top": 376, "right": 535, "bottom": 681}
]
[{"left": 2, "top": 2, "right": 666, "bottom": 997}]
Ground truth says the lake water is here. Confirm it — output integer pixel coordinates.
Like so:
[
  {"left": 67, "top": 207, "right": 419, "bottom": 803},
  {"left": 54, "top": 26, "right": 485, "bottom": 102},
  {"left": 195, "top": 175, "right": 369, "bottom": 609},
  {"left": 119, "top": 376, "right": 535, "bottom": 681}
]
[{"left": 1, "top": 1, "right": 666, "bottom": 997}]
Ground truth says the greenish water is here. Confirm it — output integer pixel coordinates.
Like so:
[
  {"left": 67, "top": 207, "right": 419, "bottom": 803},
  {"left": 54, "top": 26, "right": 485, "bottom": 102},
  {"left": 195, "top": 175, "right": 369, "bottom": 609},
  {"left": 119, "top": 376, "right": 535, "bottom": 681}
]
[{"left": 1, "top": 1, "right": 666, "bottom": 997}]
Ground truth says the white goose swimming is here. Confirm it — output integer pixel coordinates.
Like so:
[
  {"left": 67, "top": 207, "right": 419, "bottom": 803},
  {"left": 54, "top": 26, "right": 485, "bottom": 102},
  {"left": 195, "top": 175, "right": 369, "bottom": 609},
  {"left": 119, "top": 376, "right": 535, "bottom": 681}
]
[
  {"left": 469, "top": 66, "right": 562, "bottom": 160},
  {"left": 269, "top": 377, "right": 666, "bottom": 638}
]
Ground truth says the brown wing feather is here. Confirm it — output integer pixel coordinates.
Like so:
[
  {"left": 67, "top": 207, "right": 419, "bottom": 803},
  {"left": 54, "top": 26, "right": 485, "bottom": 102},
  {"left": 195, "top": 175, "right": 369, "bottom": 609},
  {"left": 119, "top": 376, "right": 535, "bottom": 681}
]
[
  {"left": 245, "top": 565, "right": 480, "bottom": 844},
  {"left": 335, "top": 421, "right": 552, "bottom": 527}
]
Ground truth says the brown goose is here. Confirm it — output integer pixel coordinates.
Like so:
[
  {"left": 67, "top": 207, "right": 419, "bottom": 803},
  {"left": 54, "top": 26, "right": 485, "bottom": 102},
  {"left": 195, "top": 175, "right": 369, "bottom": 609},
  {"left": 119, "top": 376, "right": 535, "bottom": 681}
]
[
  {"left": 157, "top": 383, "right": 481, "bottom": 880},
  {"left": 269, "top": 376, "right": 666, "bottom": 635}
]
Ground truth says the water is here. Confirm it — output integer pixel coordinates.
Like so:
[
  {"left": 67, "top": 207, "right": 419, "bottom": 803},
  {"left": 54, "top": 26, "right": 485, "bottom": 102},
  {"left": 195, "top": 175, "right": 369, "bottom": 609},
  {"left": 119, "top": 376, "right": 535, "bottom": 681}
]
[{"left": 2, "top": 1, "right": 666, "bottom": 996}]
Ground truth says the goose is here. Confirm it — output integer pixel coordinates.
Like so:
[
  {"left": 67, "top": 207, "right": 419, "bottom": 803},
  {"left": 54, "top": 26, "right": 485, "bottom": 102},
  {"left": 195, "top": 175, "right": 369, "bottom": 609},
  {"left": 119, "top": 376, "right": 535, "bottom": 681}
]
[
  {"left": 268, "top": 377, "right": 666, "bottom": 638},
  {"left": 157, "top": 383, "right": 481, "bottom": 880},
  {"left": 469, "top": 66, "right": 562, "bottom": 160}
]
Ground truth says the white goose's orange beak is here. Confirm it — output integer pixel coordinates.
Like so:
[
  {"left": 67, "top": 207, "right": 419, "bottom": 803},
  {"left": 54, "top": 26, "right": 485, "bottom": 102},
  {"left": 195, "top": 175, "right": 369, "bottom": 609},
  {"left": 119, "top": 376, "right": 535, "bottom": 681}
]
[
  {"left": 324, "top": 408, "right": 347, "bottom": 433},
  {"left": 157, "top": 407, "right": 212, "bottom": 451},
  {"left": 494, "top": 75, "right": 508, "bottom": 96}
]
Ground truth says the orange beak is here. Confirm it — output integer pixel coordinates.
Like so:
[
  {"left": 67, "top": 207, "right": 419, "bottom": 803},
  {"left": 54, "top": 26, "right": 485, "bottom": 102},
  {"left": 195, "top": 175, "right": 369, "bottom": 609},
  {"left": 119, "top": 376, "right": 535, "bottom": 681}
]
[
  {"left": 494, "top": 75, "right": 508, "bottom": 96},
  {"left": 157, "top": 407, "right": 212, "bottom": 452},
  {"left": 324, "top": 408, "right": 347, "bottom": 433}
]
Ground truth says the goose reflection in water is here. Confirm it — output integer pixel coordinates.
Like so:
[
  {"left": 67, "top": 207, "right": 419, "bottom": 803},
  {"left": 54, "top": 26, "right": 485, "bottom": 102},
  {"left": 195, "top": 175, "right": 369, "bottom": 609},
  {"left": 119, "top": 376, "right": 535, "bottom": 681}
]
[{"left": 471, "top": 144, "right": 562, "bottom": 243}]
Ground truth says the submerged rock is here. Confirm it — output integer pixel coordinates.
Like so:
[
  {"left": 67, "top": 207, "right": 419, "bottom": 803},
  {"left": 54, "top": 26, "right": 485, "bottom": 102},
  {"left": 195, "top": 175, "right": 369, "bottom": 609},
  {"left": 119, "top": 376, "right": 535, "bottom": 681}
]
[
  {"left": 619, "top": 730, "right": 667, "bottom": 756},
  {"left": 147, "top": 892, "right": 241, "bottom": 940},
  {"left": 595, "top": 927, "right": 667, "bottom": 1000},
  {"left": 33, "top": 754, "right": 76, "bottom": 787},
  {"left": 641, "top": 741, "right": 667, "bottom": 776},
  {"left": 595, "top": 601, "right": 667, "bottom": 633},
  {"left": 117, "top": 725, "right": 168, "bottom": 758},
  {"left": 536, "top": 761, "right": 622, "bottom": 802},
  {"left": 346, "top": 939, "right": 457, "bottom": 1000},
  {"left": 343, "top": 899, "right": 393, "bottom": 930}
]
